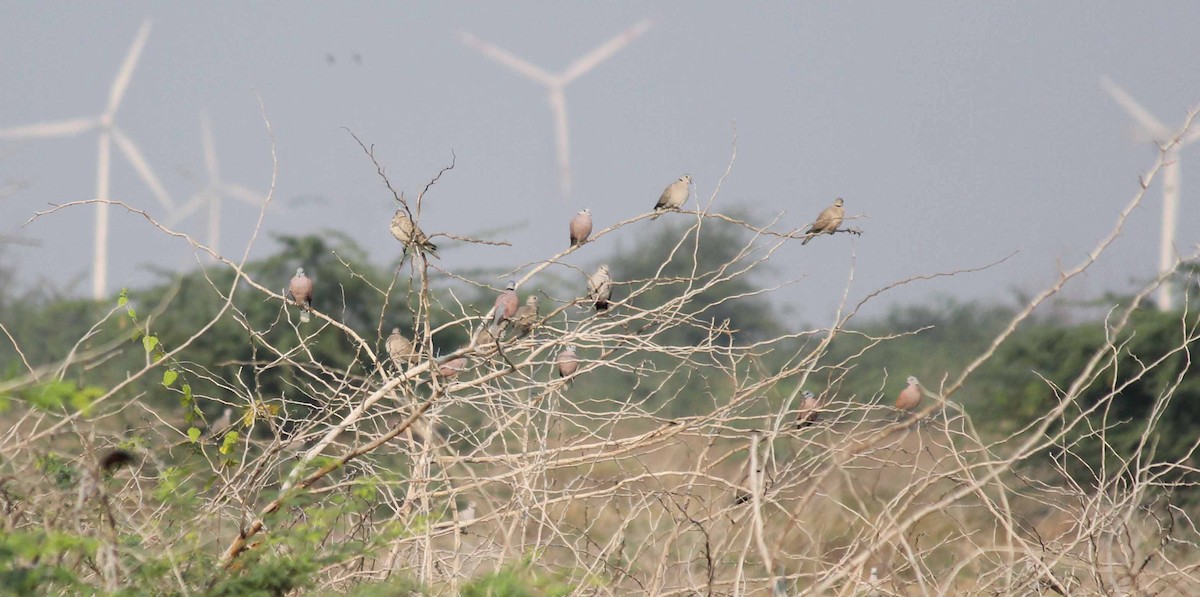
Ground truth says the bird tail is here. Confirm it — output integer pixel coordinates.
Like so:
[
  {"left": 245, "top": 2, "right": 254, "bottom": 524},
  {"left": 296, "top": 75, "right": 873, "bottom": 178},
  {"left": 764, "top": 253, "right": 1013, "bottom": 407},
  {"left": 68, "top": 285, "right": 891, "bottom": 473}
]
[
  {"left": 801, "top": 234, "right": 813, "bottom": 246},
  {"left": 423, "top": 242, "right": 439, "bottom": 259},
  {"left": 300, "top": 310, "right": 311, "bottom": 323}
]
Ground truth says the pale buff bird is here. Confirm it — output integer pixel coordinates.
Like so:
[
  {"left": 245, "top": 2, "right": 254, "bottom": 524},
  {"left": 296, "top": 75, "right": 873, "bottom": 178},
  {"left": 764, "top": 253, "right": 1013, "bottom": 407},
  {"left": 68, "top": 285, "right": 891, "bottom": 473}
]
[
  {"left": 512, "top": 295, "right": 540, "bottom": 337},
  {"left": 556, "top": 347, "right": 579, "bottom": 378},
  {"left": 288, "top": 267, "right": 314, "bottom": 323},
  {"left": 653, "top": 174, "right": 690, "bottom": 217},
  {"left": 473, "top": 324, "right": 498, "bottom": 349},
  {"left": 386, "top": 327, "right": 418, "bottom": 369},
  {"left": 587, "top": 265, "right": 612, "bottom": 312},
  {"left": 458, "top": 501, "right": 477, "bottom": 535},
  {"left": 437, "top": 356, "right": 469, "bottom": 379},
  {"left": 895, "top": 376, "right": 923, "bottom": 412},
  {"left": 390, "top": 209, "right": 438, "bottom": 257},
  {"left": 570, "top": 208, "right": 593, "bottom": 247},
  {"left": 490, "top": 281, "right": 519, "bottom": 333},
  {"left": 794, "top": 390, "right": 821, "bottom": 428},
  {"left": 801, "top": 197, "right": 845, "bottom": 245}
]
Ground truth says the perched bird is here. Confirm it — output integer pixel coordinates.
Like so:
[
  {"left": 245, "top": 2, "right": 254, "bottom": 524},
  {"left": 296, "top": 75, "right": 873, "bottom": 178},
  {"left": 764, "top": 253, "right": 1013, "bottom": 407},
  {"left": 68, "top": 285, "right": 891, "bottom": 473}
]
[
  {"left": 512, "top": 295, "right": 540, "bottom": 337},
  {"left": 98, "top": 448, "right": 137, "bottom": 472},
  {"left": 795, "top": 390, "right": 821, "bottom": 428},
  {"left": 208, "top": 407, "right": 234, "bottom": 438},
  {"left": 390, "top": 209, "right": 438, "bottom": 257},
  {"left": 653, "top": 174, "right": 691, "bottom": 217},
  {"left": 895, "top": 376, "right": 923, "bottom": 412},
  {"left": 490, "top": 281, "right": 519, "bottom": 333},
  {"left": 458, "top": 501, "right": 477, "bottom": 534},
  {"left": 288, "top": 267, "right": 314, "bottom": 323},
  {"left": 473, "top": 324, "right": 498, "bottom": 348},
  {"left": 386, "top": 327, "right": 418, "bottom": 369},
  {"left": 437, "top": 356, "right": 469, "bottom": 379},
  {"left": 587, "top": 265, "right": 613, "bottom": 312},
  {"left": 801, "top": 197, "right": 845, "bottom": 245},
  {"left": 570, "top": 208, "right": 593, "bottom": 247},
  {"left": 556, "top": 347, "right": 579, "bottom": 378}
]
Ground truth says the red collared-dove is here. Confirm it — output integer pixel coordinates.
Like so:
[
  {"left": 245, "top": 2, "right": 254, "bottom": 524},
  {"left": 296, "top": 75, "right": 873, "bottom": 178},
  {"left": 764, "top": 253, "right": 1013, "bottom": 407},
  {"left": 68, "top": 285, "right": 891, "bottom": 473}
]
[
  {"left": 801, "top": 198, "right": 845, "bottom": 245},
  {"left": 437, "top": 356, "right": 469, "bottom": 379},
  {"left": 570, "top": 208, "right": 593, "bottom": 247},
  {"left": 513, "top": 295, "right": 540, "bottom": 337},
  {"left": 390, "top": 209, "right": 438, "bottom": 257},
  {"left": 556, "top": 347, "right": 579, "bottom": 378},
  {"left": 795, "top": 390, "right": 821, "bottom": 428},
  {"left": 587, "top": 265, "right": 612, "bottom": 312},
  {"left": 288, "top": 267, "right": 314, "bottom": 323},
  {"left": 654, "top": 174, "right": 691, "bottom": 217},
  {"left": 490, "top": 281, "right": 519, "bottom": 333},
  {"left": 386, "top": 327, "right": 418, "bottom": 369},
  {"left": 895, "top": 376, "right": 922, "bottom": 412}
]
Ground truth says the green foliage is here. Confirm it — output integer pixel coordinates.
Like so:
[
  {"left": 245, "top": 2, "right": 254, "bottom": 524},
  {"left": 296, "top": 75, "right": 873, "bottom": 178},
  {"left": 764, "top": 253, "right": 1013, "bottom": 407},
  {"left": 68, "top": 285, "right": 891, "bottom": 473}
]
[
  {"left": 0, "top": 530, "right": 93, "bottom": 595},
  {"left": 205, "top": 553, "right": 318, "bottom": 597},
  {"left": 461, "top": 558, "right": 573, "bottom": 597}
]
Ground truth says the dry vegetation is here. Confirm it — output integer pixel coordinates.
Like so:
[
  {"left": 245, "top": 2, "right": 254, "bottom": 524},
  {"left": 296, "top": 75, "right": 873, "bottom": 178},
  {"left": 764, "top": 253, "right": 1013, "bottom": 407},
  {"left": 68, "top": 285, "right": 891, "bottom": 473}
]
[{"left": 3, "top": 116, "right": 1200, "bottom": 596}]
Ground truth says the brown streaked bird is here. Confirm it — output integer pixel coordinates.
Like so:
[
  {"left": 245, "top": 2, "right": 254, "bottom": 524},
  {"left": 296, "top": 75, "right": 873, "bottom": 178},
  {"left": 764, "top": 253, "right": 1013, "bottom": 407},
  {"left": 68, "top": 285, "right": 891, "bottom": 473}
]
[
  {"left": 390, "top": 209, "right": 438, "bottom": 257},
  {"left": 288, "top": 267, "right": 314, "bottom": 323},
  {"left": 801, "top": 197, "right": 845, "bottom": 245},
  {"left": 653, "top": 174, "right": 691, "bottom": 218},
  {"left": 490, "top": 281, "right": 519, "bottom": 333},
  {"left": 794, "top": 390, "right": 821, "bottom": 428},
  {"left": 570, "top": 208, "right": 593, "bottom": 247},
  {"left": 556, "top": 347, "right": 579, "bottom": 378},
  {"left": 437, "top": 356, "right": 469, "bottom": 379},
  {"left": 895, "top": 376, "right": 923, "bottom": 412},
  {"left": 587, "top": 265, "right": 613, "bottom": 312},
  {"left": 386, "top": 327, "right": 418, "bottom": 369},
  {"left": 513, "top": 295, "right": 540, "bottom": 337}
]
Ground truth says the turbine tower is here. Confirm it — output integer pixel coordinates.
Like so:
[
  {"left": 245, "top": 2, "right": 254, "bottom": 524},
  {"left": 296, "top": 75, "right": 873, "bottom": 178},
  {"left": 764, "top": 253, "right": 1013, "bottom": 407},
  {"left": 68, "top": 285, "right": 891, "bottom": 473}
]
[
  {"left": 0, "top": 20, "right": 175, "bottom": 300},
  {"left": 460, "top": 20, "right": 653, "bottom": 198},
  {"left": 1102, "top": 76, "right": 1200, "bottom": 311},
  {"left": 166, "top": 113, "right": 267, "bottom": 255}
]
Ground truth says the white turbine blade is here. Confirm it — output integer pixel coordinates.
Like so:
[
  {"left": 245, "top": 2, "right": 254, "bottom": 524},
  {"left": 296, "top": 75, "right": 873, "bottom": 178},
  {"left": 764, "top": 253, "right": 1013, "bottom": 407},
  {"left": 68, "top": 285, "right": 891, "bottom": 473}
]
[
  {"left": 1100, "top": 76, "right": 1169, "bottom": 139},
  {"left": 1182, "top": 127, "right": 1200, "bottom": 146},
  {"left": 164, "top": 192, "right": 207, "bottom": 227},
  {"left": 0, "top": 117, "right": 98, "bottom": 139},
  {"left": 111, "top": 126, "right": 174, "bottom": 212},
  {"left": 200, "top": 112, "right": 220, "bottom": 182},
  {"left": 561, "top": 19, "right": 652, "bottom": 85},
  {"left": 221, "top": 182, "right": 267, "bottom": 207},
  {"left": 459, "top": 31, "right": 557, "bottom": 86},
  {"left": 94, "top": 130, "right": 112, "bottom": 300},
  {"left": 548, "top": 87, "right": 571, "bottom": 197},
  {"left": 106, "top": 19, "right": 152, "bottom": 116}
]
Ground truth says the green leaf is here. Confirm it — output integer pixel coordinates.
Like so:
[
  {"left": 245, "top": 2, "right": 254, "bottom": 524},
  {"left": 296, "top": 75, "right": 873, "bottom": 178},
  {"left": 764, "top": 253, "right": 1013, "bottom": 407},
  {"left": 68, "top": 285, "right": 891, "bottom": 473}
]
[
  {"left": 117, "top": 293, "right": 128, "bottom": 307},
  {"left": 143, "top": 335, "right": 158, "bottom": 353},
  {"left": 187, "top": 427, "right": 201, "bottom": 443},
  {"left": 162, "top": 370, "right": 178, "bottom": 387},
  {"left": 127, "top": 307, "right": 136, "bottom": 319},
  {"left": 219, "top": 431, "right": 239, "bottom": 455}
]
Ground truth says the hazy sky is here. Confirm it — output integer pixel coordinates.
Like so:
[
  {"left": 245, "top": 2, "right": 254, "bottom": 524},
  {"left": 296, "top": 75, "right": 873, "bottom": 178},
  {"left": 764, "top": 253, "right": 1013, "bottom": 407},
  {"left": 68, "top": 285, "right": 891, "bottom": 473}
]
[{"left": 3, "top": 3, "right": 1199, "bottom": 321}]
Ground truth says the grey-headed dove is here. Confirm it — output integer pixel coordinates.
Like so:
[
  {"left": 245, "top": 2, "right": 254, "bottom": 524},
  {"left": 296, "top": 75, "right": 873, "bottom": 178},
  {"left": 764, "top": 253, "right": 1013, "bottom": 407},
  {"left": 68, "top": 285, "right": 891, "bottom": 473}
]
[
  {"left": 556, "top": 347, "right": 579, "bottom": 378},
  {"left": 288, "top": 267, "right": 314, "bottom": 323},
  {"left": 390, "top": 209, "right": 438, "bottom": 257},
  {"left": 570, "top": 208, "right": 593, "bottom": 247},
  {"left": 587, "top": 265, "right": 612, "bottom": 312},
  {"left": 490, "top": 281, "right": 519, "bottom": 333},
  {"left": 895, "top": 376, "right": 922, "bottom": 412},
  {"left": 801, "top": 198, "right": 845, "bottom": 245},
  {"left": 654, "top": 174, "right": 691, "bottom": 217},
  {"left": 795, "top": 390, "right": 821, "bottom": 428},
  {"left": 512, "top": 295, "right": 540, "bottom": 337},
  {"left": 386, "top": 327, "right": 418, "bottom": 369}
]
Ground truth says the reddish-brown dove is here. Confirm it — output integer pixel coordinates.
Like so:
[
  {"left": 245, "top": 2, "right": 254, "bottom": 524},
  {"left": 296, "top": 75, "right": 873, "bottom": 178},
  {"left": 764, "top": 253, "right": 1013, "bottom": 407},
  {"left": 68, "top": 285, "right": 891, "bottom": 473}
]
[
  {"left": 802, "top": 198, "right": 845, "bottom": 245},
  {"left": 490, "top": 280, "right": 519, "bottom": 333},
  {"left": 390, "top": 209, "right": 438, "bottom": 257},
  {"left": 437, "top": 356, "right": 469, "bottom": 379},
  {"left": 587, "top": 265, "right": 612, "bottom": 312},
  {"left": 653, "top": 174, "right": 691, "bottom": 218},
  {"left": 386, "top": 327, "right": 418, "bottom": 369},
  {"left": 795, "top": 390, "right": 821, "bottom": 428},
  {"left": 570, "top": 208, "right": 593, "bottom": 247},
  {"left": 288, "top": 267, "right": 314, "bottom": 323},
  {"left": 513, "top": 295, "right": 540, "bottom": 337},
  {"left": 895, "top": 376, "right": 922, "bottom": 412},
  {"left": 556, "top": 347, "right": 579, "bottom": 378}
]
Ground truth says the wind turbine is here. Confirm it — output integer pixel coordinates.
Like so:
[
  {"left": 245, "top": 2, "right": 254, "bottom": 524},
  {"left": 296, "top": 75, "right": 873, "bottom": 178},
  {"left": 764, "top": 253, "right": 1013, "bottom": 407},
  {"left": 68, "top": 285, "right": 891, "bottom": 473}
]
[
  {"left": 460, "top": 20, "right": 653, "bottom": 198},
  {"left": 0, "top": 20, "right": 176, "bottom": 300},
  {"left": 166, "top": 113, "right": 267, "bottom": 255},
  {"left": 1102, "top": 77, "right": 1200, "bottom": 311}
]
